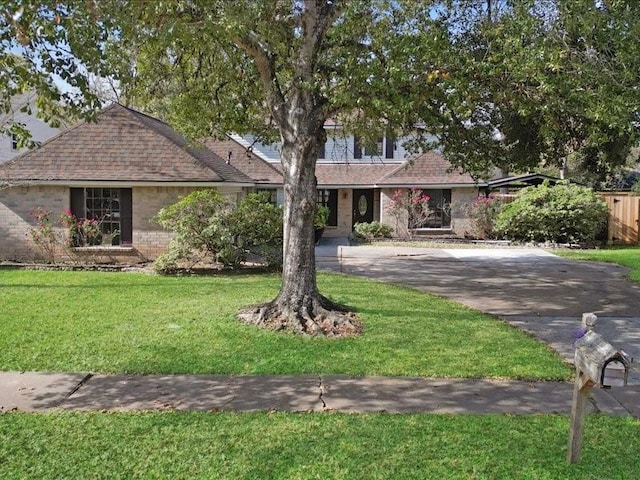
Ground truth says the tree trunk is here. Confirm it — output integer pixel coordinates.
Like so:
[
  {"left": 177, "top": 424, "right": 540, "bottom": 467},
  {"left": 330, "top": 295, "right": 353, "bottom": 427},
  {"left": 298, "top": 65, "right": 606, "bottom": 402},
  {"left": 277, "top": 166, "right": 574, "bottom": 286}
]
[{"left": 238, "top": 97, "right": 362, "bottom": 337}]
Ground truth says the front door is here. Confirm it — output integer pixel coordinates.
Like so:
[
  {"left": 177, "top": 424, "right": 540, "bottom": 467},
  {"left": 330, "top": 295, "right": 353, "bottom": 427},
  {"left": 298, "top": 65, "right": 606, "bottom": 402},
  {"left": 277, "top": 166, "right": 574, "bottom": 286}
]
[{"left": 352, "top": 189, "right": 374, "bottom": 228}]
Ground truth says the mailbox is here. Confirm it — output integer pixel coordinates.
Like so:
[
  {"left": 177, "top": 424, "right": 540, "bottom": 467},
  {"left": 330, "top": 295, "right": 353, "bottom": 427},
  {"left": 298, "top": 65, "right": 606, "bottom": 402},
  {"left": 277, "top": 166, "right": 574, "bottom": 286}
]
[
  {"left": 574, "top": 330, "right": 632, "bottom": 389},
  {"left": 568, "top": 313, "right": 634, "bottom": 464}
]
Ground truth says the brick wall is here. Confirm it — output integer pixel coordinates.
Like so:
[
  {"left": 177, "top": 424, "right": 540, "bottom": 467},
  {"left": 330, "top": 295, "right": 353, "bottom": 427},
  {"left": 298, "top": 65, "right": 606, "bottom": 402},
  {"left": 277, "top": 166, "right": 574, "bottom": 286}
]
[
  {"left": 380, "top": 186, "right": 478, "bottom": 238},
  {"left": 0, "top": 185, "right": 242, "bottom": 263},
  {"left": 450, "top": 187, "right": 477, "bottom": 237},
  {"left": 0, "top": 185, "right": 67, "bottom": 261},
  {"left": 324, "top": 188, "right": 353, "bottom": 238}
]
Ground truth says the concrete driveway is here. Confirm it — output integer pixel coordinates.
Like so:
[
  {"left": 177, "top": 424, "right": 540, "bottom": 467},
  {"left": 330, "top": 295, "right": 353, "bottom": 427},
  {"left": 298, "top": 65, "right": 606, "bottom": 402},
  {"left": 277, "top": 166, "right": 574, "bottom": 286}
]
[{"left": 317, "top": 244, "right": 640, "bottom": 384}]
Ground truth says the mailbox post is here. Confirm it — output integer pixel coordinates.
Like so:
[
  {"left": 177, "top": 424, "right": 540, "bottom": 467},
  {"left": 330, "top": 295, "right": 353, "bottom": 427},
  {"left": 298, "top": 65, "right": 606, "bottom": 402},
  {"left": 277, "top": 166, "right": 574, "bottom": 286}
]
[{"left": 567, "top": 313, "right": 632, "bottom": 464}]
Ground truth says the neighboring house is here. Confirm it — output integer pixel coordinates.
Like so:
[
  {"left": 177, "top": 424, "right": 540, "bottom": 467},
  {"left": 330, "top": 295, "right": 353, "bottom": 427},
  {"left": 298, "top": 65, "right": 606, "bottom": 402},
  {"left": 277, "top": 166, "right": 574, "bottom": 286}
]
[
  {"left": 0, "top": 104, "right": 482, "bottom": 263},
  {"left": 0, "top": 92, "right": 64, "bottom": 164}
]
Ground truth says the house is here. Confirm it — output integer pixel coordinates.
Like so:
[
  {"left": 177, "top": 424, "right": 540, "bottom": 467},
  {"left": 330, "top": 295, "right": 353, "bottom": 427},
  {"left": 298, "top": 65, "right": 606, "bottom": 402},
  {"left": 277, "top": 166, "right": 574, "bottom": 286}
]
[
  {"left": 1, "top": 92, "right": 65, "bottom": 164},
  {"left": 213, "top": 127, "right": 481, "bottom": 239},
  {"left": 0, "top": 104, "right": 481, "bottom": 263}
]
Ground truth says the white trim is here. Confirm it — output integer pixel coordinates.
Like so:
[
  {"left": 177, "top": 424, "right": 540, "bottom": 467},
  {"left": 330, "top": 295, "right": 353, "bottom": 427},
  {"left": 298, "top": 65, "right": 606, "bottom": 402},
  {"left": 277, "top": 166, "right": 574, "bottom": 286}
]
[
  {"left": 227, "top": 133, "right": 273, "bottom": 162},
  {"left": 378, "top": 183, "right": 485, "bottom": 189}
]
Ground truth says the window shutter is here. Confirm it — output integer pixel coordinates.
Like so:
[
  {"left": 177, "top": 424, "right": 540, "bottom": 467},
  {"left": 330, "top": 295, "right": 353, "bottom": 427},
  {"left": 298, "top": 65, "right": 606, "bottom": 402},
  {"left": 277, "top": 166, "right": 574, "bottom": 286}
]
[
  {"left": 120, "top": 188, "right": 133, "bottom": 245},
  {"left": 385, "top": 135, "right": 395, "bottom": 159},
  {"left": 353, "top": 136, "right": 361, "bottom": 159},
  {"left": 70, "top": 188, "right": 85, "bottom": 218},
  {"left": 327, "top": 190, "right": 338, "bottom": 226},
  {"left": 319, "top": 138, "right": 326, "bottom": 159}
]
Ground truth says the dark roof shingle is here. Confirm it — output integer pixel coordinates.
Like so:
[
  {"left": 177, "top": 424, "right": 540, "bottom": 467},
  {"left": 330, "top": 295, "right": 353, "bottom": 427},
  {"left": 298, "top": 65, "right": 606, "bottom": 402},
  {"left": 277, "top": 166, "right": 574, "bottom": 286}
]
[
  {"left": 0, "top": 104, "right": 253, "bottom": 184},
  {"left": 206, "top": 137, "right": 283, "bottom": 184},
  {"left": 378, "top": 151, "right": 477, "bottom": 186}
]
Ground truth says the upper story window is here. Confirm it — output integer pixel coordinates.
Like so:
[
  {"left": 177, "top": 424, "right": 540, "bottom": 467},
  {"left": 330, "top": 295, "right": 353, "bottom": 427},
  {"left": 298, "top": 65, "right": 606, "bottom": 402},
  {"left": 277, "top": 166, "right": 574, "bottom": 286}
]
[{"left": 353, "top": 135, "right": 395, "bottom": 160}]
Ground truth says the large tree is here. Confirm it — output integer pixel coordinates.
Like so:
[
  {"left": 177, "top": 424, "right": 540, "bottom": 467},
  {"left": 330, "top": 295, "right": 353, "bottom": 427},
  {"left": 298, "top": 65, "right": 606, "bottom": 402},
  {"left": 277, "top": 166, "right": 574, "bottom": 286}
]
[
  {"left": 413, "top": 0, "right": 640, "bottom": 185},
  {"left": 2, "top": 1, "right": 448, "bottom": 336}
]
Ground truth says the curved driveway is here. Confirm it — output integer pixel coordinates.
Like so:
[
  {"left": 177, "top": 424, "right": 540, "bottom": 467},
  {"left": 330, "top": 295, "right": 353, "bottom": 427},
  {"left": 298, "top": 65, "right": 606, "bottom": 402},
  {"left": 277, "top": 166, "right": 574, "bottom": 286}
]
[{"left": 317, "top": 244, "right": 640, "bottom": 385}]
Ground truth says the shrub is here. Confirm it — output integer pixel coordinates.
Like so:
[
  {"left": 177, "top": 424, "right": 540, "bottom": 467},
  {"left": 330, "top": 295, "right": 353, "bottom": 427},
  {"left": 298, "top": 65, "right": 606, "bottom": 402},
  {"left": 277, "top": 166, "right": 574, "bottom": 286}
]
[
  {"left": 353, "top": 221, "right": 394, "bottom": 240},
  {"left": 27, "top": 208, "right": 58, "bottom": 262},
  {"left": 154, "top": 190, "right": 284, "bottom": 271},
  {"left": 314, "top": 205, "right": 330, "bottom": 228},
  {"left": 231, "top": 192, "right": 284, "bottom": 267},
  {"left": 468, "top": 196, "right": 506, "bottom": 239},
  {"left": 495, "top": 181, "right": 608, "bottom": 244},
  {"left": 154, "top": 189, "right": 240, "bottom": 269}
]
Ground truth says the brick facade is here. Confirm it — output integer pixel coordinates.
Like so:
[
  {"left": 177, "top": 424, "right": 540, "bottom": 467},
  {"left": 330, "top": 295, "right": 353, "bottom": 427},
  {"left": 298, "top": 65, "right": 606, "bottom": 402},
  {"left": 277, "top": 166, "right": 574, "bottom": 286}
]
[
  {"left": 0, "top": 185, "right": 244, "bottom": 263},
  {"left": 380, "top": 187, "right": 478, "bottom": 238},
  {"left": 0, "top": 185, "right": 67, "bottom": 261}
]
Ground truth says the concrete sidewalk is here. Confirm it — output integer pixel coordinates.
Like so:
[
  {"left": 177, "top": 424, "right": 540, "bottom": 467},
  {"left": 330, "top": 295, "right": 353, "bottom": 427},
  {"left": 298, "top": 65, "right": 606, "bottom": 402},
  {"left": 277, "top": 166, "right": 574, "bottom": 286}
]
[{"left": 1, "top": 372, "right": 638, "bottom": 417}]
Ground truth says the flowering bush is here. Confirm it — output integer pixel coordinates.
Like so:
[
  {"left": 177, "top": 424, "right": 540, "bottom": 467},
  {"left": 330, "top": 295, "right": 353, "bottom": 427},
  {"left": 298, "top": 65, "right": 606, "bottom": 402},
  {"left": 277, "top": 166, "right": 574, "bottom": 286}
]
[
  {"left": 385, "top": 188, "right": 431, "bottom": 238},
  {"left": 27, "top": 208, "right": 58, "bottom": 262},
  {"left": 78, "top": 218, "right": 102, "bottom": 246},
  {"left": 468, "top": 196, "right": 506, "bottom": 239},
  {"left": 60, "top": 210, "right": 103, "bottom": 246}
]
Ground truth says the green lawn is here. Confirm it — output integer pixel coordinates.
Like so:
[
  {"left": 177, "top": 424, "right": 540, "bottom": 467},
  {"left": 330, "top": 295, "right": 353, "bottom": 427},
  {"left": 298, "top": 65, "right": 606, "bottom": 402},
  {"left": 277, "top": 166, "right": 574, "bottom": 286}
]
[
  {"left": 558, "top": 246, "right": 640, "bottom": 283},
  {"left": 1, "top": 412, "right": 638, "bottom": 479},
  {"left": 0, "top": 269, "right": 569, "bottom": 380}
]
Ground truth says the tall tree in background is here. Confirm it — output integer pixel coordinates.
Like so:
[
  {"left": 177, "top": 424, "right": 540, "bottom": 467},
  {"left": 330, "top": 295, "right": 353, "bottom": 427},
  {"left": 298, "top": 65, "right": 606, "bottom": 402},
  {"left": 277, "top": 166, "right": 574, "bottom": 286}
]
[{"left": 413, "top": 0, "right": 640, "bottom": 187}]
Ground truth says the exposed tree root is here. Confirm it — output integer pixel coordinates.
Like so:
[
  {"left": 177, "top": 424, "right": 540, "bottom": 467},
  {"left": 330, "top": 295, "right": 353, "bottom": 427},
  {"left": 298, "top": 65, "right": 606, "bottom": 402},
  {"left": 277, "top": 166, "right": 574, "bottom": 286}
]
[{"left": 237, "top": 294, "right": 363, "bottom": 337}]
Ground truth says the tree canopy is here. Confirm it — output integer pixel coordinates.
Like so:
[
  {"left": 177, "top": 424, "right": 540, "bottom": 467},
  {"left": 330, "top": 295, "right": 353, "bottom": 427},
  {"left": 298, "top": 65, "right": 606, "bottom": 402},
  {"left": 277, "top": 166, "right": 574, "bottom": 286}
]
[
  {"left": 3, "top": 1, "right": 639, "bottom": 182},
  {"left": 416, "top": 0, "right": 640, "bottom": 185}
]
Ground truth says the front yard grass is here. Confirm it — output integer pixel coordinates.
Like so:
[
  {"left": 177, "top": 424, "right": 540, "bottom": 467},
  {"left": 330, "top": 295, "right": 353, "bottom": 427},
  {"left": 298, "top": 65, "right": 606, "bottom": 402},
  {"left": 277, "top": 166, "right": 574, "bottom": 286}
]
[
  {"left": 0, "top": 270, "right": 569, "bottom": 380},
  {"left": 1, "top": 411, "right": 638, "bottom": 479},
  {"left": 558, "top": 246, "right": 640, "bottom": 283}
]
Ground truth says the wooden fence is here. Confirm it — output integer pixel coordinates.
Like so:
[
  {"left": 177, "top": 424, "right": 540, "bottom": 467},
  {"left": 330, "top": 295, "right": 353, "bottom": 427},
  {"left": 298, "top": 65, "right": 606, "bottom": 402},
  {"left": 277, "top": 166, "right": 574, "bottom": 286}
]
[{"left": 599, "top": 193, "right": 640, "bottom": 245}]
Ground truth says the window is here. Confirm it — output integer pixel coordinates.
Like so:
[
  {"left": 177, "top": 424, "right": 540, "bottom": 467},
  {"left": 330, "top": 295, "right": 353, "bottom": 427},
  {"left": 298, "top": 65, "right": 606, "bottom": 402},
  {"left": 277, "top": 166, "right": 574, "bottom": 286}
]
[
  {"left": 70, "top": 188, "right": 132, "bottom": 245},
  {"left": 415, "top": 189, "right": 452, "bottom": 229},
  {"left": 353, "top": 135, "right": 393, "bottom": 159},
  {"left": 316, "top": 189, "right": 338, "bottom": 227},
  {"left": 11, "top": 133, "right": 18, "bottom": 151},
  {"left": 364, "top": 137, "right": 383, "bottom": 157}
]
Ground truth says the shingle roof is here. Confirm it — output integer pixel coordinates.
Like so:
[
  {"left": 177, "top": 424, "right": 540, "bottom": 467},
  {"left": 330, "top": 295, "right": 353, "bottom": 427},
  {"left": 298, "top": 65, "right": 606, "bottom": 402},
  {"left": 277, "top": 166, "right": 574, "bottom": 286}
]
[
  {"left": 0, "top": 104, "right": 253, "bottom": 184},
  {"left": 206, "top": 137, "right": 283, "bottom": 184},
  {"left": 0, "top": 105, "right": 479, "bottom": 189},
  {"left": 315, "top": 162, "right": 398, "bottom": 186},
  {"left": 378, "top": 151, "right": 477, "bottom": 186},
  {"left": 315, "top": 151, "right": 478, "bottom": 187}
]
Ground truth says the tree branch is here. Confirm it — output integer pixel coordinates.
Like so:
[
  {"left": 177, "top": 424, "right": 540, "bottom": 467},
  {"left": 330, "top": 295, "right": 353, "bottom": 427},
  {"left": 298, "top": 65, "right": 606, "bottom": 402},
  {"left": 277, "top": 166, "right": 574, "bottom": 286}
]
[
  {"left": 297, "top": 1, "right": 344, "bottom": 81},
  {"left": 233, "top": 31, "right": 286, "bottom": 125}
]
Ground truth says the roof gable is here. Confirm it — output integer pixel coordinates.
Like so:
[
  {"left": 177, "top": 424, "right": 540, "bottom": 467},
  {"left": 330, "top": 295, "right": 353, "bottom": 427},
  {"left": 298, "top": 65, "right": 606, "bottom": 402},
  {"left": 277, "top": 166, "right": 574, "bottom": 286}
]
[
  {"left": 0, "top": 104, "right": 252, "bottom": 184},
  {"left": 206, "top": 137, "right": 283, "bottom": 184},
  {"left": 378, "top": 151, "right": 477, "bottom": 186}
]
